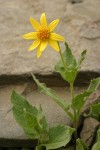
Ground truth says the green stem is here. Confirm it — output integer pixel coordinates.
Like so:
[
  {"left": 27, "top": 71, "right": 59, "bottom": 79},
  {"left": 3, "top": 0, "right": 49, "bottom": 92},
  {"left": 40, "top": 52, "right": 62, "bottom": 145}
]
[
  {"left": 59, "top": 50, "right": 66, "bottom": 69},
  {"left": 37, "top": 139, "right": 40, "bottom": 146},
  {"left": 70, "top": 82, "right": 77, "bottom": 139},
  {"left": 58, "top": 42, "right": 66, "bottom": 69},
  {"left": 70, "top": 83, "right": 74, "bottom": 99},
  {"left": 70, "top": 83, "right": 76, "bottom": 128}
]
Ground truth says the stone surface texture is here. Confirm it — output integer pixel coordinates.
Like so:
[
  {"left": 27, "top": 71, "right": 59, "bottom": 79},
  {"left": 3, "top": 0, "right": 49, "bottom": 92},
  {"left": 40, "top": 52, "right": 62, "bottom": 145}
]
[
  {"left": 0, "top": 0, "right": 100, "bottom": 147},
  {"left": 0, "top": 81, "right": 99, "bottom": 147},
  {"left": 80, "top": 117, "right": 100, "bottom": 147},
  {"left": 0, "top": 0, "right": 100, "bottom": 76},
  {"left": 0, "top": 83, "right": 85, "bottom": 142}
]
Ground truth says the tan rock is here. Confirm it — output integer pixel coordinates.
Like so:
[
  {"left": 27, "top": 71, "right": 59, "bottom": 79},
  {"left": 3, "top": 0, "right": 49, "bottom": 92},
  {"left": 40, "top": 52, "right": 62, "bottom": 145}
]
[
  {"left": 0, "top": 0, "right": 100, "bottom": 78},
  {"left": 0, "top": 0, "right": 100, "bottom": 147},
  {"left": 80, "top": 117, "right": 100, "bottom": 147},
  {"left": 0, "top": 82, "right": 85, "bottom": 146}
]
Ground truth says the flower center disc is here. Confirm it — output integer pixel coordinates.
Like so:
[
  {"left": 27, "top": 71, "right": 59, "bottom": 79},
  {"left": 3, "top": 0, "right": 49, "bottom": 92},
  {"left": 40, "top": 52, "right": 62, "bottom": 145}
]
[{"left": 37, "top": 29, "right": 50, "bottom": 41}]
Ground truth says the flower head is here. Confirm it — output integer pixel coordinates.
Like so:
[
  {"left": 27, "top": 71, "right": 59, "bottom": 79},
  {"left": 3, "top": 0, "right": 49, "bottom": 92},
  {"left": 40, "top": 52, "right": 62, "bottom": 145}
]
[{"left": 23, "top": 13, "right": 64, "bottom": 58}]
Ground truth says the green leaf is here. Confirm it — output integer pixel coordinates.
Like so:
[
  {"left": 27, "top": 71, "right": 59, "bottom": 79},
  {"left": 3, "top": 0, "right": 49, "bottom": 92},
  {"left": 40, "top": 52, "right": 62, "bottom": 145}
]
[
  {"left": 11, "top": 91, "right": 48, "bottom": 139},
  {"left": 36, "top": 146, "right": 45, "bottom": 150},
  {"left": 11, "top": 90, "right": 38, "bottom": 116},
  {"left": 87, "top": 77, "right": 100, "bottom": 92},
  {"left": 63, "top": 42, "right": 77, "bottom": 68},
  {"left": 89, "top": 103, "right": 100, "bottom": 120},
  {"left": 72, "top": 77, "right": 100, "bottom": 113},
  {"left": 55, "top": 42, "right": 78, "bottom": 83},
  {"left": 12, "top": 106, "right": 39, "bottom": 139},
  {"left": 11, "top": 90, "right": 38, "bottom": 130},
  {"left": 72, "top": 91, "right": 91, "bottom": 112},
  {"left": 25, "top": 110, "right": 49, "bottom": 143},
  {"left": 41, "top": 125, "right": 75, "bottom": 150},
  {"left": 37, "top": 105, "right": 48, "bottom": 131},
  {"left": 55, "top": 43, "right": 87, "bottom": 84},
  {"left": 64, "top": 68, "right": 78, "bottom": 84},
  {"left": 92, "top": 129, "right": 100, "bottom": 150},
  {"left": 25, "top": 111, "right": 42, "bottom": 134},
  {"left": 78, "top": 50, "right": 87, "bottom": 68},
  {"left": 76, "top": 138, "right": 88, "bottom": 150},
  {"left": 24, "top": 111, "right": 40, "bottom": 138},
  {"left": 32, "top": 74, "right": 70, "bottom": 113}
]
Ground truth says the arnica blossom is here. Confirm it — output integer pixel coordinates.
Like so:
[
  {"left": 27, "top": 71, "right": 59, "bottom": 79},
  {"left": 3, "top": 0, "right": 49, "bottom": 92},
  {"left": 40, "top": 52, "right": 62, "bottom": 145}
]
[{"left": 23, "top": 13, "right": 64, "bottom": 58}]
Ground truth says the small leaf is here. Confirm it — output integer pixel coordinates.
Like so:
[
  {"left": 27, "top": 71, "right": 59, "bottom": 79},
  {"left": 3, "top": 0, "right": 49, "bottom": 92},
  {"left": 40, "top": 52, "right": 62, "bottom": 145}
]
[
  {"left": 12, "top": 106, "right": 39, "bottom": 139},
  {"left": 55, "top": 43, "right": 87, "bottom": 84},
  {"left": 25, "top": 111, "right": 41, "bottom": 133},
  {"left": 24, "top": 111, "right": 40, "bottom": 138},
  {"left": 55, "top": 42, "right": 78, "bottom": 83},
  {"left": 32, "top": 74, "right": 69, "bottom": 113},
  {"left": 72, "top": 91, "right": 91, "bottom": 112},
  {"left": 72, "top": 78, "right": 100, "bottom": 113},
  {"left": 11, "top": 90, "right": 48, "bottom": 139},
  {"left": 11, "top": 90, "right": 38, "bottom": 115},
  {"left": 11, "top": 91, "right": 38, "bottom": 134},
  {"left": 87, "top": 77, "right": 100, "bottom": 92},
  {"left": 76, "top": 138, "right": 88, "bottom": 150},
  {"left": 25, "top": 111, "right": 49, "bottom": 142},
  {"left": 37, "top": 105, "right": 48, "bottom": 131},
  {"left": 36, "top": 146, "right": 45, "bottom": 150},
  {"left": 78, "top": 50, "right": 87, "bottom": 68},
  {"left": 63, "top": 42, "right": 77, "bottom": 69},
  {"left": 92, "top": 129, "right": 100, "bottom": 150},
  {"left": 64, "top": 68, "right": 78, "bottom": 84},
  {"left": 41, "top": 125, "right": 75, "bottom": 150},
  {"left": 89, "top": 103, "right": 100, "bottom": 120}
]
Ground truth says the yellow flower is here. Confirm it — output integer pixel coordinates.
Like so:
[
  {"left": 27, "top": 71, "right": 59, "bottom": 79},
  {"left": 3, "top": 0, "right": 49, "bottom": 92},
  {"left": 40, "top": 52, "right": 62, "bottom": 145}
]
[{"left": 23, "top": 13, "right": 64, "bottom": 58}]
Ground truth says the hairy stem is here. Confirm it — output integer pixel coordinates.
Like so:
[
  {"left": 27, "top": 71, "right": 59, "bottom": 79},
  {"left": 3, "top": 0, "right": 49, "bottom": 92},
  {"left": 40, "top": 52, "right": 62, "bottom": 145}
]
[
  {"left": 58, "top": 43, "right": 66, "bottom": 69},
  {"left": 70, "top": 83, "right": 74, "bottom": 99},
  {"left": 59, "top": 50, "right": 66, "bottom": 69},
  {"left": 70, "top": 82, "right": 77, "bottom": 140}
]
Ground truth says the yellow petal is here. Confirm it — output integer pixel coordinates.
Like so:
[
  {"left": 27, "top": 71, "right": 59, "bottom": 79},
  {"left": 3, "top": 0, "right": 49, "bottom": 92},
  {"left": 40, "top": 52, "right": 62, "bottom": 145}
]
[
  {"left": 48, "top": 19, "right": 59, "bottom": 32},
  {"left": 23, "top": 32, "right": 37, "bottom": 40},
  {"left": 30, "top": 17, "right": 41, "bottom": 31},
  {"left": 39, "top": 41, "right": 48, "bottom": 51},
  {"left": 40, "top": 13, "right": 47, "bottom": 27},
  {"left": 49, "top": 40, "right": 60, "bottom": 51},
  {"left": 50, "top": 33, "right": 65, "bottom": 41},
  {"left": 28, "top": 40, "right": 40, "bottom": 51},
  {"left": 37, "top": 46, "right": 43, "bottom": 58}
]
